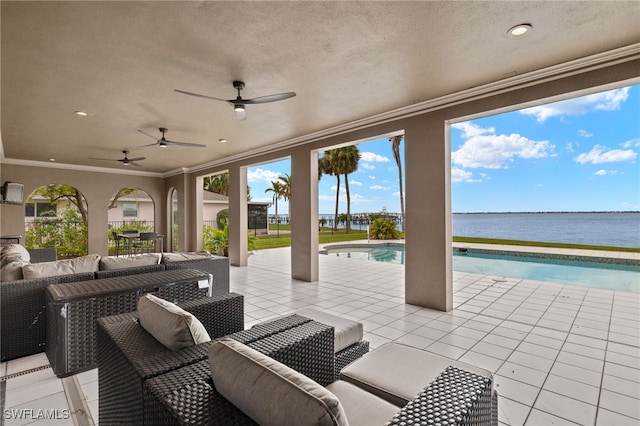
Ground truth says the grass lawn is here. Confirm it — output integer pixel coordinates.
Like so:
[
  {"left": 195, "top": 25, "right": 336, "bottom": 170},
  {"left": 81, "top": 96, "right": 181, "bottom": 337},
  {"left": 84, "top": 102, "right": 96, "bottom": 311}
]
[{"left": 252, "top": 228, "right": 639, "bottom": 253}]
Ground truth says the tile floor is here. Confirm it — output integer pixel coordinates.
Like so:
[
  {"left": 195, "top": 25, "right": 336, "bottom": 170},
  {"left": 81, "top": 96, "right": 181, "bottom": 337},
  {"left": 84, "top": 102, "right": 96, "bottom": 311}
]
[{"left": 1, "top": 245, "right": 639, "bottom": 425}]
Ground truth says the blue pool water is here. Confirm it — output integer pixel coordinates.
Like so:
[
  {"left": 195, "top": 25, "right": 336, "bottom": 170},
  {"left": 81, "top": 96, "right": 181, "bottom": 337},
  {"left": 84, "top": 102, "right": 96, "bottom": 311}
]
[{"left": 321, "top": 245, "right": 640, "bottom": 292}]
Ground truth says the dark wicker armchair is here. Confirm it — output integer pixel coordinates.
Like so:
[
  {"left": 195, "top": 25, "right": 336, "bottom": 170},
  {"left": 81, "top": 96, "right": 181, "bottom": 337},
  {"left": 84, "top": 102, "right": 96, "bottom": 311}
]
[{"left": 97, "top": 293, "right": 245, "bottom": 425}]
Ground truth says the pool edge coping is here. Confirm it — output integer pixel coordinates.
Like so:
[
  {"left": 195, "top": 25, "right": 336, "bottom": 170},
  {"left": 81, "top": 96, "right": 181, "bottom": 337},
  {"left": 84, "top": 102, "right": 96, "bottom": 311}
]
[{"left": 320, "top": 240, "right": 640, "bottom": 267}]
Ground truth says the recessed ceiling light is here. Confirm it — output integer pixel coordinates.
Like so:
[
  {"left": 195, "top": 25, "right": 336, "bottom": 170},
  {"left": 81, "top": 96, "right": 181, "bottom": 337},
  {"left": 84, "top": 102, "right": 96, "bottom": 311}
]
[
  {"left": 506, "top": 24, "right": 532, "bottom": 38},
  {"left": 74, "top": 111, "right": 88, "bottom": 116},
  {"left": 219, "top": 138, "right": 228, "bottom": 143},
  {"left": 49, "top": 158, "right": 56, "bottom": 162}
]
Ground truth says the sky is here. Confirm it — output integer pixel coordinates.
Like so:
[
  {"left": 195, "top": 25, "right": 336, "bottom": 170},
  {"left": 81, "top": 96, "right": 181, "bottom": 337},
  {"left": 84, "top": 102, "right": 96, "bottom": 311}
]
[{"left": 247, "top": 84, "right": 639, "bottom": 215}]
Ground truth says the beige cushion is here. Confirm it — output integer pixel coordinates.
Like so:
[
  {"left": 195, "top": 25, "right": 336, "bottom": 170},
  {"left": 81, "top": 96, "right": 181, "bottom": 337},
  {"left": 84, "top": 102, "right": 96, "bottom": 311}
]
[
  {"left": 0, "top": 260, "right": 28, "bottom": 281},
  {"left": 138, "top": 294, "right": 210, "bottom": 351},
  {"left": 340, "top": 342, "right": 494, "bottom": 407},
  {"left": 22, "top": 254, "right": 100, "bottom": 279},
  {"left": 326, "top": 380, "right": 400, "bottom": 426},
  {"left": 297, "top": 308, "right": 363, "bottom": 353},
  {"left": 209, "top": 337, "right": 348, "bottom": 426},
  {"left": 99, "top": 253, "right": 161, "bottom": 270},
  {"left": 161, "top": 252, "right": 211, "bottom": 263},
  {"left": 0, "top": 244, "right": 30, "bottom": 267}
]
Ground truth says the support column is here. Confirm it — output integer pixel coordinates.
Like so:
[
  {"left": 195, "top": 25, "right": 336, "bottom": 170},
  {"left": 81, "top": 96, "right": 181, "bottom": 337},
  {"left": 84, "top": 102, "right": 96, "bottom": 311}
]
[
  {"left": 228, "top": 165, "right": 248, "bottom": 266},
  {"left": 404, "top": 115, "right": 452, "bottom": 311},
  {"left": 290, "top": 148, "right": 319, "bottom": 281},
  {"left": 195, "top": 176, "right": 204, "bottom": 251}
]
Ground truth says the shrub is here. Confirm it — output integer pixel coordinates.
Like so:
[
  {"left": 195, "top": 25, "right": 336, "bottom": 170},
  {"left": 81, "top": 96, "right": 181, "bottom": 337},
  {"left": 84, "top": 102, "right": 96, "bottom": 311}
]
[
  {"left": 203, "top": 220, "right": 256, "bottom": 257},
  {"left": 369, "top": 218, "right": 400, "bottom": 240},
  {"left": 216, "top": 209, "right": 229, "bottom": 230}
]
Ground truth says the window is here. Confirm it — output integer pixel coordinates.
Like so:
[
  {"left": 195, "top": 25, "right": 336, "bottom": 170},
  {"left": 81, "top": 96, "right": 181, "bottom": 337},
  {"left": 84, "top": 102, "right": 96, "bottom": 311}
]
[
  {"left": 122, "top": 202, "right": 138, "bottom": 218},
  {"left": 25, "top": 202, "right": 56, "bottom": 217}
]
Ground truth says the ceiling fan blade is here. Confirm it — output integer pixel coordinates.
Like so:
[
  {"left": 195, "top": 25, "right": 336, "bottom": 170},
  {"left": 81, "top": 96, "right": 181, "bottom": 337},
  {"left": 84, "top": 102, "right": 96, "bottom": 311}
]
[
  {"left": 174, "top": 89, "right": 231, "bottom": 104},
  {"left": 127, "top": 156, "right": 146, "bottom": 162},
  {"left": 128, "top": 161, "right": 143, "bottom": 167},
  {"left": 166, "top": 140, "right": 206, "bottom": 148},
  {"left": 243, "top": 92, "right": 296, "bottom": 104},
  {"left": 235, "top": 109, "right": 247, "bottom": 121},
  {"left": 138, "top": 129, "right": 159, "bottom": 140},
  {"left": 140, "top": 142, "right": 159, "bottom": 147}
]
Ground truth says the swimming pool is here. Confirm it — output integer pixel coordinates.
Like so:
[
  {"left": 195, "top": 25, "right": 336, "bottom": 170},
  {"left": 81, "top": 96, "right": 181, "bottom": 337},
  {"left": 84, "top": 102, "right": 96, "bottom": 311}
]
[{"left": 320, "top": 244, "right": 640, "bottom": 292}]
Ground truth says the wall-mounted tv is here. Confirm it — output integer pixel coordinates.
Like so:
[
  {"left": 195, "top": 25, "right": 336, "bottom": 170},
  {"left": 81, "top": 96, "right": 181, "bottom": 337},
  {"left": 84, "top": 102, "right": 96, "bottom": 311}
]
[{"left": 0, "top": 181, "right": 24, "bottom": 204}]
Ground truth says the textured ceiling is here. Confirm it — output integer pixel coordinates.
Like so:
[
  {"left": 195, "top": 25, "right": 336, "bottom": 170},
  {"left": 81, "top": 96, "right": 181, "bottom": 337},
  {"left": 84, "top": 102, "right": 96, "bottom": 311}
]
[{"left": 2, "top": 1, "right": 639, "bottom": 173}]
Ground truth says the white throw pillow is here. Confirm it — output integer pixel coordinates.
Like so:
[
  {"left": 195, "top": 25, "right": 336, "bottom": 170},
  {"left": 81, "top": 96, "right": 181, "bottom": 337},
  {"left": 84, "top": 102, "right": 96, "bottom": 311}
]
[
  {"left": 99, "top": 253, "right": 161, "bottom": 270},
  {"left": 0, "top": 260, "right": 27, "bottom": 281},
  {"left": 137, "top": 294, "right": 210, "bottom": 351},
  {"left": 209, "top": 337, "right": 348, "bottom": 426},
  {"left": 0, "top": 244, "right": 30, "bottom": 267},
  {"left": 22, "top": 254, "right": 100, "bottom": 279}
]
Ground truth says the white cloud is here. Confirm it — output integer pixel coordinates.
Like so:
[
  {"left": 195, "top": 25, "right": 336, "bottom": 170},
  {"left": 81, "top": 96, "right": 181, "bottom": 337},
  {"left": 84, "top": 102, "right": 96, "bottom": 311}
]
[
  {"left": 350, "top": 179, "right": 363, "bottom": 186},
  {"left": 369, "top": 185, "right": 390, "bottom": 190},
  {"left": 593, "top": 169, "right": 622, "bottom": 176},
  {"left": 360, "top": 163, "right": 376, "bottom": 170},
  {"left": 565, "top": 142, "right": 575, "bottom": 153},
  {"left": 451, "top": 168, "right": 478, "bottom": 183},
  {"left": 247, "top": 168, "right": 281, "bottom": 183},
  {"left": 621, "top": 138, "right": 640, "bottom": 149},
  {"left": 578, "top": 129, "right": 592, "bottom": 138},
  {"left": 360, "top": 152, "right": 390, "bottom": 162},
  {"left": 452, "top": 124, "right": 554, "bottom": 169},
  {"left": 330, "top": 185, "right": 347, "bottom": 193},
  {"left": 368, "top": 175, "right": 376, "bottom": 180},
  {"left": 392, "top": 191, "right": 405, "bottom": 198},
  {"left": 452, "top": 122, "right": 495, "bottom": 138},
  {"left": 520, "top": 87, "right": 630, "bottom": 122},
  {"left": 574, "top": 145, "right": 637, "bottom": 164}
]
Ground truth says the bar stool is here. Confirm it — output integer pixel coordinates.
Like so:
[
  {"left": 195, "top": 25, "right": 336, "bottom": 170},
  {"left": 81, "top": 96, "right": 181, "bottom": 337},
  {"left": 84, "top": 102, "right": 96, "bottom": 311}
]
[{"left": 111, "top": 231, "right": 124, "bottom": 257}]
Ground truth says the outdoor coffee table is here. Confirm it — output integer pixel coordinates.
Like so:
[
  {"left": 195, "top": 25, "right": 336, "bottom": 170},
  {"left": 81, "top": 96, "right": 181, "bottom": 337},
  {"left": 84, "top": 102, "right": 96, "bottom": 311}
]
[{"left": 46, "top": 268, "right": 211, "bottom": 377}]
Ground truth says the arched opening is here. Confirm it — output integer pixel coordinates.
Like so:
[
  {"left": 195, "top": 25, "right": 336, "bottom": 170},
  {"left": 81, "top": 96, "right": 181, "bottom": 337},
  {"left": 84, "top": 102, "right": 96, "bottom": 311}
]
[
  {"left": 169, "top": 188, "right": 179, "bottom": 252},
  {"left": 106, "top": 187, "right": 156, "bottom": 255},
  {"left": 24, "top": 183, "right": 88, "bottom": 258}
]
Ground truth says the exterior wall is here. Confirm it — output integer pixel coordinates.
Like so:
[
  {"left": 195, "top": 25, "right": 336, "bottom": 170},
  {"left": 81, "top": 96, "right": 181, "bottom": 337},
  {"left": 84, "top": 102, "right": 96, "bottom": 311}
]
[{"left": 203, "top": 202, "right": 227, "bottom": 224}]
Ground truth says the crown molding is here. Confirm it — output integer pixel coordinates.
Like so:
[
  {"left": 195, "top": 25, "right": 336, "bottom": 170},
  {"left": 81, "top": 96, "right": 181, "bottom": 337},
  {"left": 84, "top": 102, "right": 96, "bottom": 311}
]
[{"left": 0, "top": 158, "right": 163, "bottom": 177}]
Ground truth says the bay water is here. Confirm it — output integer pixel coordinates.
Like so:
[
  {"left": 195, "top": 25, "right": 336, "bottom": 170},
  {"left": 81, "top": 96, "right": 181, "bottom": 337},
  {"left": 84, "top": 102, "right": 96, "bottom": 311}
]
[{"left": 452, "top": 212, "right": 640, "bottom": 248}]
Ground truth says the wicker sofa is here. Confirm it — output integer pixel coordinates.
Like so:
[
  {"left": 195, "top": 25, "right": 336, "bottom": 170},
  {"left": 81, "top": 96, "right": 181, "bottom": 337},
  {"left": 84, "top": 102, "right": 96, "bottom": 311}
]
[{"left": 0, "top": 247, "right": 229, "bottom": 361}]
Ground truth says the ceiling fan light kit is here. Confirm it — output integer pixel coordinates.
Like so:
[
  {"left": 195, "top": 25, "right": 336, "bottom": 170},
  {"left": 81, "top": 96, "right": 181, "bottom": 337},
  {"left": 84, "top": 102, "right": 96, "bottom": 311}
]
[
  {"left": 138, "top": 127, "right": 206, "bottom": 148},
  {"left": 89, "top": 150, "right": 145, "bottom": 167},
  {"left": 175, "top": 80, "right": 296, "bottom": 120}
]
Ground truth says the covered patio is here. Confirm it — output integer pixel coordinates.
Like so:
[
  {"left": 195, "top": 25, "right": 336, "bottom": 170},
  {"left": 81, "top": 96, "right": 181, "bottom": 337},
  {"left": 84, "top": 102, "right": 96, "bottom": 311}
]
[{"left": 2, "top": 245, "right": 638, "bottom": 425}]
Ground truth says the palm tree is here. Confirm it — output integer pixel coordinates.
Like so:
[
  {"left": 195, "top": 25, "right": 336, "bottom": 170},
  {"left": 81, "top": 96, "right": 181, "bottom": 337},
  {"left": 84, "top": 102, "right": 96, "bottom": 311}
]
[
  {"left": 389, "top": 135, "right": 405, "bottom": 229},
  {"left": 204, "top": 173, "right": 229, "bottom": 195},
  {"left": 319, "top": 150, "right": 340, "bottom": 231},
  {"left": 265, "top": 180, "right": 285, "bottom": 237},
  {"left": 278, "top": 173, "right": 292, "bottom": 223},
  {"left": 204, "top": 172, "right": 252, "bottom": 200},
  {"left": 334, "top": 146, "right": 360, "bottom": 233}
]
